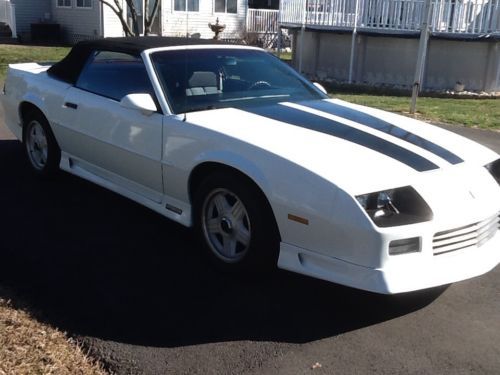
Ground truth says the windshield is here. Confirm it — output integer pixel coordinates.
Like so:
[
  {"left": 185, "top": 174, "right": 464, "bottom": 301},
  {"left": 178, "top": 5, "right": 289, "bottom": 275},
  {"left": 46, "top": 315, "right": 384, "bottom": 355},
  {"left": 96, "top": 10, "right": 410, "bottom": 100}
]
[{"left": 151, "top": 48, "right": 326, "bottom": 114}]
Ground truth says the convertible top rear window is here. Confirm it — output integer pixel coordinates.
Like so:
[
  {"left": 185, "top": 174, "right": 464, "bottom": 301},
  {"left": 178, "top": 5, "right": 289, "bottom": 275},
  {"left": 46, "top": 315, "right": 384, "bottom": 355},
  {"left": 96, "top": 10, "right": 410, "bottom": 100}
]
[{"left": 76, "top": 51, "right": 155, "bottom": 102}]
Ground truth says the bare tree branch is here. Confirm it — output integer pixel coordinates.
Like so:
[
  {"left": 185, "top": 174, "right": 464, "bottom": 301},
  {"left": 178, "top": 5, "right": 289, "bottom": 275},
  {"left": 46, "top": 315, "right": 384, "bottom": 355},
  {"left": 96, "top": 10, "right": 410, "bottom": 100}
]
[
  {"left": 99, "top": 0, "right": 134, "bottom": 36},
  {"left": 98, "top": 0, "right": 160, "bottom": 37},
  {"left": 125, "top": 0, "right": 139, "bottom": 36}
]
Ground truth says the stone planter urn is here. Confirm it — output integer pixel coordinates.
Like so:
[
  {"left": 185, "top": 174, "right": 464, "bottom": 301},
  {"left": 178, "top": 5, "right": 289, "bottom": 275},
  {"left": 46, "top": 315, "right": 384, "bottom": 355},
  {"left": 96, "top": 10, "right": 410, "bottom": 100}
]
[{"left": 208, "top": 18, "right": 225, "bottom": 40}]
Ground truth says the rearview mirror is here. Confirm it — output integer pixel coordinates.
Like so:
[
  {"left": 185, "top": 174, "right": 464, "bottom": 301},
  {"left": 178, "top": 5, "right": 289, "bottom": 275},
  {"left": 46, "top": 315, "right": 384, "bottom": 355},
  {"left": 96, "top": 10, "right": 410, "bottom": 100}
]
[
  {"left": 313, "top": 82, "right": 327, "bottom": 95},
  {"left": 120, "top": 93, "right": 157, "bottom": 116}
]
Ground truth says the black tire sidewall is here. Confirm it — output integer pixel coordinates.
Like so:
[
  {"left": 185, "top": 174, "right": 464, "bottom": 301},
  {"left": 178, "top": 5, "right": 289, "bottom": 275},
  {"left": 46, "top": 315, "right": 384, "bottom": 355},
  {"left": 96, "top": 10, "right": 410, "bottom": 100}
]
[
  {"left": 22, "top": 110, "right": 60, "bottom": 178},
  {"left": 194, "top": 172, "right": 279, "bottom": 272}
]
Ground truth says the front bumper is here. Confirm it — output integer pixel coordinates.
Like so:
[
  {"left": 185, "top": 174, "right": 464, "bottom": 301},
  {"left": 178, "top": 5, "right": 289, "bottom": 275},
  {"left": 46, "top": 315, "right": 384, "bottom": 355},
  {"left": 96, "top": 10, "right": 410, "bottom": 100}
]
[{"left": 278, "top": 229, "right": 500, "bottom": 294}]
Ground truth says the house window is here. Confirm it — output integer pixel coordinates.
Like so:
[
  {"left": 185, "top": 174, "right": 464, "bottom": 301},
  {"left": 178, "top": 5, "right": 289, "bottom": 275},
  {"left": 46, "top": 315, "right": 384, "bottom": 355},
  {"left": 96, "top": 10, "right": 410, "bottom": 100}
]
[
  {"left": 76, "top": 0, "right": 92, "bottom": 8},
  {"left": 215, "top": 0, "right": 237, "bottom": 13},
  {"left": 174, "top": 0, "right": 199, "bottom": 12},
  {"left": 57, "top": 0, "right": 72, "bottom": 7}
]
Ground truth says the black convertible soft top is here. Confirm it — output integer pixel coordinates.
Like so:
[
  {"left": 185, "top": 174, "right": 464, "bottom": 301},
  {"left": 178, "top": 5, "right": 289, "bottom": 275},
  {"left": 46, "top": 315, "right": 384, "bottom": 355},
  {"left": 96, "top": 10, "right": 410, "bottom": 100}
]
[{"left": 47, "top": 37, "right": 231, "bottom": 85}]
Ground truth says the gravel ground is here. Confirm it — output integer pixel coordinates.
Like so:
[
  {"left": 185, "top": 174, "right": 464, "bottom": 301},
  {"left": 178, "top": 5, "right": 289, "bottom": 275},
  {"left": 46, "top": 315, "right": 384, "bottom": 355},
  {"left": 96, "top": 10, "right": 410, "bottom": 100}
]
[{"left": 0, "top": 105, "right": 499, "bottom": 375}]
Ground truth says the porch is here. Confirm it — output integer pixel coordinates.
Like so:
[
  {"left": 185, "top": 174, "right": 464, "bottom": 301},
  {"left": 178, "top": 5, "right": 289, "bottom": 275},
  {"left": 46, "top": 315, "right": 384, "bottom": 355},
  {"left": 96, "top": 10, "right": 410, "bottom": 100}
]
[
  {"left": 246, "top": 8, "right": 288, "bottom": 47},
  {"left": 279, "top": 0, "right": 500, "bottom": 36}
]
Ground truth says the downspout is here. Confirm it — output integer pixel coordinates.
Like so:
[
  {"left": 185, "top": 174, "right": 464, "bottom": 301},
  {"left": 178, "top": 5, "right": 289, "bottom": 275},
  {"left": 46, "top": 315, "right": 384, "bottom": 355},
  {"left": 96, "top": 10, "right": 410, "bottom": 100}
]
[
  {"left": 142, "top": 0, "right": 145, "bottom": 36},
  {"left": 277, "top": 0, "right": 282, "bottom": 58},
  {"left": 99, "top": 0, "right": 104, "bottom": 37},
  {"left": 298, "top": 0, "right": 307, "bottom": 73},
  {"left": 348, "top": 0, "right": 361, "bottom": 83},
  {"left": 410, "top": 0, "right": 432, "bottom": 114}
]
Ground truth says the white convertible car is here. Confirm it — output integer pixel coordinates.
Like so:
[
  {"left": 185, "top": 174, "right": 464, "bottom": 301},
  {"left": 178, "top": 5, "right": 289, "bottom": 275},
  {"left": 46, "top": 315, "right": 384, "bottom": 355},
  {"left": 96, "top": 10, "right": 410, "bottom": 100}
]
[{"left": 1, "top": 37, "right": 499, "bottom": 294}]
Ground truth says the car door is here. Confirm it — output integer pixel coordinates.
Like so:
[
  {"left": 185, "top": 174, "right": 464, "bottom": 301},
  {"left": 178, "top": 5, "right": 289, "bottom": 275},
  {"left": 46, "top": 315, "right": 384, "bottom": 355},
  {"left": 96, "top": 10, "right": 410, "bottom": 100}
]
[{"left": 60, "top": 50, "right": 164, "bottom": 203}]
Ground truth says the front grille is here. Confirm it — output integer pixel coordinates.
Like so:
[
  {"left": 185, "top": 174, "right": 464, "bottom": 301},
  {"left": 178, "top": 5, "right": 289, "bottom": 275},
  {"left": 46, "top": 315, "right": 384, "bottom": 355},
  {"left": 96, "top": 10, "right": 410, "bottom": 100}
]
[{"left": 433, "top": 213, "right": 500, "bottom": 255}]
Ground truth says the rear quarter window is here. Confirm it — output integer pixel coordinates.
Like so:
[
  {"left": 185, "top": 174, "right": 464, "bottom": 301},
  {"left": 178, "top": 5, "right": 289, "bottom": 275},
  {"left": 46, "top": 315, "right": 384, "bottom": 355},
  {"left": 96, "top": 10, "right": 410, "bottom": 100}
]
[{"left": 76, "top": 51, "right": 155, "bottom": 101}]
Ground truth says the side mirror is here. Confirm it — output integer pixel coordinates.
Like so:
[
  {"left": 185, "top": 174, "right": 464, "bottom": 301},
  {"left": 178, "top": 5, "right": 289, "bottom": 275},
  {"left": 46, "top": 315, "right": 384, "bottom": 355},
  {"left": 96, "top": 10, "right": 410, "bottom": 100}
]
[
  {"left": 120, "top": 93, "right": 157, "bottom": 116},
  {"left": 313, "top": 82, "right": 327, "bottom": 95}
]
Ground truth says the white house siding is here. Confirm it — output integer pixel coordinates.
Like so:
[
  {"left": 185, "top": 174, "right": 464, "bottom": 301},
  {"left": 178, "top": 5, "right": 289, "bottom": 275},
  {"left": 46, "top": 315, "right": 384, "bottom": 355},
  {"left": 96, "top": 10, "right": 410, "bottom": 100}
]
[
  {"left": 161, "top": 0, "right": 248, "bottom": 40},
  {"left": 11, "top": 0, "right": 51, "bottom": 35},
  {"left": 51, "top": 0, "right": 100, "bottom": 42},
  {"left": 102, "top": 1, "right": 125, "bottom": 37}
]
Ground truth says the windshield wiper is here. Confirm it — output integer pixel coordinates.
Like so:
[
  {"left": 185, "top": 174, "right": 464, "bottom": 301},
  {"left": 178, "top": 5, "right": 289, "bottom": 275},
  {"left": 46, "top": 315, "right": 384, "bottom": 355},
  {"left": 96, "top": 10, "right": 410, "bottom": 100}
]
[
  {"left": 183, "top": 104, "right": 220, "bottom": 113},
  {"left": 219, "top": 94, "right": 290, "bottom": 103}
]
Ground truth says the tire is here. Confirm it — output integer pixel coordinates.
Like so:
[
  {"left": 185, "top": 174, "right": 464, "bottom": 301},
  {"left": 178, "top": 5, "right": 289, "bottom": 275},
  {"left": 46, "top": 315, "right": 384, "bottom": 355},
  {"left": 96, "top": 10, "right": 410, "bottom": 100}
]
[
  {"left": 194, "top": 171, "right": 280, "bottom": 272},
  {"left": 22, "top": 110, "right": 61, "bottom": 178}
]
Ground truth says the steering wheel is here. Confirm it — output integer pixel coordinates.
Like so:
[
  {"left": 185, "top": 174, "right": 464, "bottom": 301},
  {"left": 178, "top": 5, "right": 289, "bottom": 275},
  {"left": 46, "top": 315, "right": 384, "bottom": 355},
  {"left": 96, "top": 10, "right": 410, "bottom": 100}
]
[{"left": 248, "top": 80, "right": 272, "bottom": 90}]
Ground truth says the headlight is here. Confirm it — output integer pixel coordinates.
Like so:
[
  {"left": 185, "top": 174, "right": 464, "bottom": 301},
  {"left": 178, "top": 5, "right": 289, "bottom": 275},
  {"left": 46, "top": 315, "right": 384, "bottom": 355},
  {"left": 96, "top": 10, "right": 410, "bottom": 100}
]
[
  {"left": 485, "top": 159, "right": 500, "bottom": 184},
  {"left": 356, "top": 186, "right": 433, "bottom": 227}
]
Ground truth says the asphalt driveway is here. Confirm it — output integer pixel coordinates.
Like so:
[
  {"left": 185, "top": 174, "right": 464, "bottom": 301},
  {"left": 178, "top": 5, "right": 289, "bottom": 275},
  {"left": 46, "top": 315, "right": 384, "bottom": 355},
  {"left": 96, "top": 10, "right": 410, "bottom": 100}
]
[{"left": 0, "top": 104, "right": 499, "bottom": 374}]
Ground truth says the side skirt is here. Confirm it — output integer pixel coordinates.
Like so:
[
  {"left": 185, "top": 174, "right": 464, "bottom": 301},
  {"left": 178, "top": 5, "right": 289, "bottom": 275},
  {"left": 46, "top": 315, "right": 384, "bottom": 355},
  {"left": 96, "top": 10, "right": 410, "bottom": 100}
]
[{"left": 59, "top": 153, "right": 192, "bottom": 227}]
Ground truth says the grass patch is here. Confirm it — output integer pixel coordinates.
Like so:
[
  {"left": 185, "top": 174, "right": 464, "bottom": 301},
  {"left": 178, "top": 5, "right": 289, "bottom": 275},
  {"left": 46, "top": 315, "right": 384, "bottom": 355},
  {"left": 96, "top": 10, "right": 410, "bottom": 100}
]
[
  {"left": 0, "top": 44, "right": 70, "bottom": 83},
  {"left": 277, "top": 51, "right": 292, "bottom": 61},
  {"left": 334, "top": 93, "right": 500, "bottom": 129},
  {"left": 0, "top": 287, "right": 106, "bottom": 374}
]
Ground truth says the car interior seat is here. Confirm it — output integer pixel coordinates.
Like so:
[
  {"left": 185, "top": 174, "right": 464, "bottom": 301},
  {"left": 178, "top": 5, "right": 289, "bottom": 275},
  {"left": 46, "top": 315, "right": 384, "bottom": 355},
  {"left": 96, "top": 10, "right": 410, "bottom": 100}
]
[{"left": 186, "top": 71, "right": 221, "bottom": 96}]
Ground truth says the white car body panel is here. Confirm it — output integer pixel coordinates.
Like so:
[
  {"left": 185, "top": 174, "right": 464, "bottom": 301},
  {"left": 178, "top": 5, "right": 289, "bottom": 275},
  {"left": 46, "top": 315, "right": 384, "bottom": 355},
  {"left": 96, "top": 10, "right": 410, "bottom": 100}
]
[
  {"left": 1, "top": 44, "right": 499, "bottom": 294},
  {"left": 58, "top": 87, "right": 164, "bottom": 202}
]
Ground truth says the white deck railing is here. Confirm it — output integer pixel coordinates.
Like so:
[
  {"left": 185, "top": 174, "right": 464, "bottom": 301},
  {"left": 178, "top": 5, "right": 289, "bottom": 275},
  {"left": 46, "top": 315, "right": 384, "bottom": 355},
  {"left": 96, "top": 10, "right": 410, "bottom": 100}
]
[
  {"left": 247, "top": 8, "right": 280, "bottom": 33},
  {"left": 280, "top": 0, "right": 500, "bottom": 34},
  {"left": 0, "top": 0, "right": 16, "bottom": 38}
]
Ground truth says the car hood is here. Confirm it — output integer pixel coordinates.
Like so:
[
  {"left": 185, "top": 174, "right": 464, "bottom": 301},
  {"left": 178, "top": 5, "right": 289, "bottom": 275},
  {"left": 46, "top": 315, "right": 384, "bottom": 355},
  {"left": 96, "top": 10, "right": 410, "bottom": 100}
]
[{"left": 184, "top": 98, "right": 499, "bottom": 195}]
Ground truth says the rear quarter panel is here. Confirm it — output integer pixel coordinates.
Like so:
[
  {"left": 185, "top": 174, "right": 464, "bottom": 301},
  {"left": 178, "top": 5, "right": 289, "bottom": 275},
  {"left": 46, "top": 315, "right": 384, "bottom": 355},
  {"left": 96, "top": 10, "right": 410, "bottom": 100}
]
[{"left": 1, "top": 63, "right": 71, "bottom": 142}]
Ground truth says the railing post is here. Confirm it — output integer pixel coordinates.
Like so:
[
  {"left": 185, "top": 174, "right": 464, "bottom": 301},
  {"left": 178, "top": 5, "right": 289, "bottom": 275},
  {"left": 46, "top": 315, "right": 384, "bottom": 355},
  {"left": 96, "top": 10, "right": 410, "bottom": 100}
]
[{"left": 410, "top": 0, "right": 432, "bottom": 115}]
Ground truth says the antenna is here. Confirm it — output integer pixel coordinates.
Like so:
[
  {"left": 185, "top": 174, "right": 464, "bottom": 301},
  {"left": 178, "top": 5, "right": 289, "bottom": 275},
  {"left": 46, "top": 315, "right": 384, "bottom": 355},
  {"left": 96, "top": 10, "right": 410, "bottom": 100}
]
[
  {"left": 183, "top": 45, "right": 188, "bottom": 122},
  {"left": 185, "top": 4, "right": 189, "bottom": 38},
  {"left": 183, "top": 3, "right": 189, "bottom": 122}
]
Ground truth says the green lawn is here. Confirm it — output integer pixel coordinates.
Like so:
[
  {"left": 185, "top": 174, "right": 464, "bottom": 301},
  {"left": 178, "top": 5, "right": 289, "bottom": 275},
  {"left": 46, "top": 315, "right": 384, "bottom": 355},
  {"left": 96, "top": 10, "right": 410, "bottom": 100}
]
[
  {"left": 275, "top": 51, "right": 292, "bottom": 61},
  {"left": 334, "top": 94, "right": 500, "bottom": 130},
  {"left": 0, "top": 45, "right": 70, "bottom": 83}
]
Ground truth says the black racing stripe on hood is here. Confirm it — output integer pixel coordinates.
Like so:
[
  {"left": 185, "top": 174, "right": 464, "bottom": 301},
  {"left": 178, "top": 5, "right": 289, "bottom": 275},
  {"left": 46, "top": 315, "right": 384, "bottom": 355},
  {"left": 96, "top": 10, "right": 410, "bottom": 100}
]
[
  {"left": 243, "top": 105, "right": 439, "bottom": 172},
  {"left": 302, "top": 100, "right": 463, "bottom": 165}
]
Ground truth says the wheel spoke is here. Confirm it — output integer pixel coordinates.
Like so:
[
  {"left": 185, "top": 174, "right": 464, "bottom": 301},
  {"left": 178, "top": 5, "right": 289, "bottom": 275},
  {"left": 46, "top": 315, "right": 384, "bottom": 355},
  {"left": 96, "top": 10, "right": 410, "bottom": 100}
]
[
  {"left": 235, "top": 225, "right": 251, "bottom": 247},
  {"left": 38, "top": 137, "right": 47, "bottom": 149},
  {"left": 40, "top": 149, "right": 47, "bottom": 164},
  {"left": 231, "top": 199, "right": 245, "bottom": 221},
  {"left": 222, "top": 237, "right": 237, "bottom": 257},
  {"left": 206, "top": 218, "right": 220, "bottom": 234},
  {"left": 213, "top": 194, "right": 229, "bottom": 215}
]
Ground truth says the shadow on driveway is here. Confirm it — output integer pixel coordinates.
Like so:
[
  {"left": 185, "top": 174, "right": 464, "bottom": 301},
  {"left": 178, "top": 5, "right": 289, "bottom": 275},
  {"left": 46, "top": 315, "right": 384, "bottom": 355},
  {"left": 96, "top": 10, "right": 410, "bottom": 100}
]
[{"left": 0, "top": 139, "right": 445, "bottom": 347}]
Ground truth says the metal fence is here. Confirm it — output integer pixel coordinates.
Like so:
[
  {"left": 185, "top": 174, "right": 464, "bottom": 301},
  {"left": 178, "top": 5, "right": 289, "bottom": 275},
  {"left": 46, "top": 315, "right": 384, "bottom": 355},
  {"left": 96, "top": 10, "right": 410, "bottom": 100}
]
[
  {"left": 0, "top": 0, "right": 16, "bottom": 38},
  {"left": 280, "top": 0, "right": 500, "bottom": 34}
]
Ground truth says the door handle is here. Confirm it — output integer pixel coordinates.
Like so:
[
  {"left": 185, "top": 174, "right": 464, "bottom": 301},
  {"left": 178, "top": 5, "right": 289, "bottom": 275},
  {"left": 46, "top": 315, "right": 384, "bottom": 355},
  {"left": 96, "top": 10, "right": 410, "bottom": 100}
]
[{"left": 65, "top": 102, "right": 78, "bottom": 110}]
